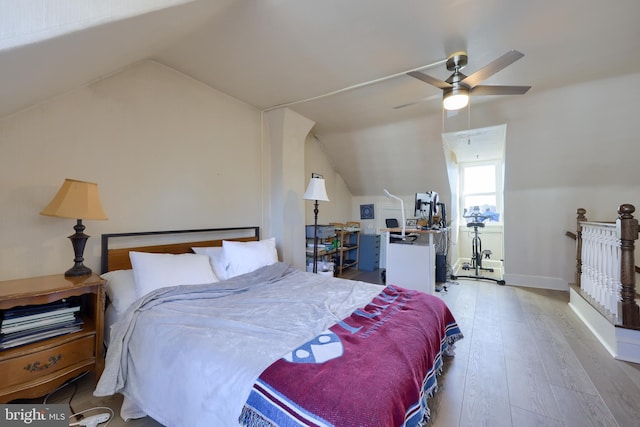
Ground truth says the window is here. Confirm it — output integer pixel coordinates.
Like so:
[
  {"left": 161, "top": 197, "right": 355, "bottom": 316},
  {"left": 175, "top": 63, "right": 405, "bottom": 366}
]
[{"left": 460, "top": 161, "right": 503, "bottom": 223}]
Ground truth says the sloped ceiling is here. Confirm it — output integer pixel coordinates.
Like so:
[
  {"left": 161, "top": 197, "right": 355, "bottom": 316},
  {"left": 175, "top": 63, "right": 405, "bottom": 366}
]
[
  {"left": 1, "top": 0, "right": 639, "bottom": 196},
  {"left": 0, "top": 0, "right": 235, "bottom": 118},
  {"left": 443, "top": 125, "right": 506, "bottom": 163}
]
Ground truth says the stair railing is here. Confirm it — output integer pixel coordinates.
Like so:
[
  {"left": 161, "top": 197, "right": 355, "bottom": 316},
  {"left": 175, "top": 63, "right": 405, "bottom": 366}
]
[{"left": 574, "top": 204, "right": 639, "bottom": 328}]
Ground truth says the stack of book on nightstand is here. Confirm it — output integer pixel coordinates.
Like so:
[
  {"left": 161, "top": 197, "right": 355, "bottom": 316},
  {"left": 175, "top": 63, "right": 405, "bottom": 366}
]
[{"left": 0, "top": 298, "right": 83, "bottom": 350}]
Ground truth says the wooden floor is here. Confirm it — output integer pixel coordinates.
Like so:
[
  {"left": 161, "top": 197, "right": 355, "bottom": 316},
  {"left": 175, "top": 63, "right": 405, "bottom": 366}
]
[{"left": 37, "top": 269, "right": 640, "bottom": 426}]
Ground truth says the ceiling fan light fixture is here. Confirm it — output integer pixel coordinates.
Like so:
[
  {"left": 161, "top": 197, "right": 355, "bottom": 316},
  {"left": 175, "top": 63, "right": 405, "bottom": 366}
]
[{"left": 443, "top": 86, "right": 469, "bottom": 110}]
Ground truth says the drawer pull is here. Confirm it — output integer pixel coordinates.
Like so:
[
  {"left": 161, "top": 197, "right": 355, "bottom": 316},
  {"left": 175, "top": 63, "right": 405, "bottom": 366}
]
[{"left": 24, "top": 354, "right": 62, "bottom": 372}]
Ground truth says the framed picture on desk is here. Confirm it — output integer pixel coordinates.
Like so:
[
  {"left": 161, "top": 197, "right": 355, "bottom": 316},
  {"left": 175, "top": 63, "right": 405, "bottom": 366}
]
[{"left": 406, "top": 218, "right": 417, "bottom": 227}]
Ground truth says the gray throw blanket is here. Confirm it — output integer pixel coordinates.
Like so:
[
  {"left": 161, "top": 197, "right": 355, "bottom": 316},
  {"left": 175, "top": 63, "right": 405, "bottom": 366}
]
[{"left": 94, "top": 262, "right": 383, "bottom": 426}]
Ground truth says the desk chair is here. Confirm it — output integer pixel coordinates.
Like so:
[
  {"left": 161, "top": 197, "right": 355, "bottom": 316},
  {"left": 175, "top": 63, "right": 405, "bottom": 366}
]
[{"left": 385, "top": 219, "right": 418, "bottom": 242}]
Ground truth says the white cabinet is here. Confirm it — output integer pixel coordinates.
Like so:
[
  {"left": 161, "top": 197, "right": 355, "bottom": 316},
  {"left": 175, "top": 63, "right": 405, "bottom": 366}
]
[
  {"left": 386, "top": 238, "right": 435, "bottom": 295},
  {"left": 384, "top": 229, "right": 446, "bottom": 295}
]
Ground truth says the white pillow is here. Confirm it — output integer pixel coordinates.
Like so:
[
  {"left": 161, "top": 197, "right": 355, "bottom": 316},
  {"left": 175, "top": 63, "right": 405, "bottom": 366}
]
[
  {"left": 129, "top": 251, "right": 218, "bottom": 298},
  {"left": 192, "top": 246, "right": 230, "bottom": 281},
  {"left": 223, "top": 237, "right": 278, "bottom": 278},
  {"left": 100, "top": 269, "right": 137, "bottom": 316}
]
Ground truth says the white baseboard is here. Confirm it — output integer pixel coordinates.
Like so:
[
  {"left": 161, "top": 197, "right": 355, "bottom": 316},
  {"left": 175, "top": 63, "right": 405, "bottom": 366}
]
[
  {"left": 502, "top": 273, "right": 569, "bottom": 291},
  {"left": 451, "top": 261, "right": 573, "bottom": 292},
  {"left": 569, "top": 288, "right": 617, "bottom": 356},
  {"left": 615, "top": 327, "right": 640, "bottom": 364},
  {"left": 569, "top": 287, "right": 640, "bottom": 363}
]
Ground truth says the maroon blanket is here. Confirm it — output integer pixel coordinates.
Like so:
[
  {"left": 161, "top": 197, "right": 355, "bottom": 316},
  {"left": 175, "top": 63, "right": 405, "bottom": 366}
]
[{"left": 240, "top": 285, "right": 463, "bottom": 427}]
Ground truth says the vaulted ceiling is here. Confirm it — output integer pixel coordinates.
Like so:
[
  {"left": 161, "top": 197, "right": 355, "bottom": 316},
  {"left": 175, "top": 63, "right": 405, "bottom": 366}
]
[{"left": 2, "top": 0, "right": 639, "bottom": 196}]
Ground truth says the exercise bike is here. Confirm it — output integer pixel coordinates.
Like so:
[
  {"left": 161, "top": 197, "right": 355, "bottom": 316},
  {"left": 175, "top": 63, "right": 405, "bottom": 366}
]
[{"left": 451, "top": 212, "right": 505, "bottom": 285}]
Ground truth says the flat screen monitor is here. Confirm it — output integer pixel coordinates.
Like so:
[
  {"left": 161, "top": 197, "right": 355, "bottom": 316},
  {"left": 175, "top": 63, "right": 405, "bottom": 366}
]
[{"left": 414, "top": 191, "right": 439, "bottom": 218}]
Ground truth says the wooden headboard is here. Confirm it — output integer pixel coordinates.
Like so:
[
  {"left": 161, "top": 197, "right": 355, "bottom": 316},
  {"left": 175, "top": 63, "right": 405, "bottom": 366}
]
[{"left": 100, "top": 227, "right": 260, "bottom": 273}]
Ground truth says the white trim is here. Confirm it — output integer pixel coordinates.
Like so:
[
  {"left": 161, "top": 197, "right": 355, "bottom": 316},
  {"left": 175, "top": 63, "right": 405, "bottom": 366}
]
[
  {"left": 568, "top": 288, "right": 617, "bottom": 356},
  {"left": 615, "top": 327, "right": 640, "bottom": 364},
  {"left": 459, "top": 160, "right": 503, "bottom": 226},
  {"left": 569, "top": 287, "right": 640, "bottom": 363},
  {"left": 502, "top": 273, "right": 569, "bottom": 291}
]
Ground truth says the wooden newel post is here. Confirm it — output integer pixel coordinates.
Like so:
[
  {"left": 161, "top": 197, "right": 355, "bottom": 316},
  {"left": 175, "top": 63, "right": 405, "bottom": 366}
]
[
  {"left": 618, "top": 204, "right": 639, "bottom": 327},
  {"left": 576, "top": 208, "right": 587, "bottom": 288}
]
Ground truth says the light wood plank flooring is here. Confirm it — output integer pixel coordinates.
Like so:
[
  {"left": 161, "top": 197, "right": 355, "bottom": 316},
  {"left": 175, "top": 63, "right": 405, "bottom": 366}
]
[{"left": 31, "top": 270, "right": 640, "bottom": 426}]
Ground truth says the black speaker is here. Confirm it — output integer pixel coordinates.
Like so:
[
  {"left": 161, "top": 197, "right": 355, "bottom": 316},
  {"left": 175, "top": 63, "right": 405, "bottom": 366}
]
[{"left": 435, "top": 254, "right": 447, "bottom": 283}]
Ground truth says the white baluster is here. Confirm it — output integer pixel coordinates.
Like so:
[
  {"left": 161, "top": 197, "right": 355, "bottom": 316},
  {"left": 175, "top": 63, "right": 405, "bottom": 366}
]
[
  {"left": 582, "top": 225, "right": 593, "bottom": 298},
  {"left": 578, "top": 223, "right": 623, "bottom": 320},
  {"left": 587, "top": 226, "right": 596, "bottom": 299},
  {"left": 580, "top": 225, "right": 589, "bottom": 296},
  {"left": 598, "top": 227, "right": 609, "bottom": 309},
  {"left": 614, "top": 237, "right": 622, "bottom": 322},
  {"left": 591, "top": 226, "right": 600, "bottom": 302},
  {"left": 596, "top": 227, "right": 603, "bottom": 305},
  {"left": 600, "top": 228, "right": 609, "bottom": 311},
  {"left": 597, "top": 227, "right": 608, "bottom": 308}
]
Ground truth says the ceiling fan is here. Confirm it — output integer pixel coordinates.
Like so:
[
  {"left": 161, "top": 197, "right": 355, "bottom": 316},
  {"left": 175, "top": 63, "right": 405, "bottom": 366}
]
[{"left": 401, "top": 50, "right": 531, "bottom": 110}]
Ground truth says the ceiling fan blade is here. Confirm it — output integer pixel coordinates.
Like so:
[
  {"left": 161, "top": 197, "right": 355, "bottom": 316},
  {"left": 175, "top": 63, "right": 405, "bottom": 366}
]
[
  {"left": 407, "top": 71, "right": 451, "bottom": 89},
  {"left": 393, "top": 93, "right": 440, "bottom": 109},
  {"left": 462, "top": 50, "right": 525, "bottom": 88},
  {"left": 471, "top": 85, "right": 531, "bottom": 95}
]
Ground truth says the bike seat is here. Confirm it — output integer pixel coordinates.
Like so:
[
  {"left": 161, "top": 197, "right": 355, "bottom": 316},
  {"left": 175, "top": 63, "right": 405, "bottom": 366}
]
[{"left": 467, "top": 222, "right": 485, "bottom": 228}]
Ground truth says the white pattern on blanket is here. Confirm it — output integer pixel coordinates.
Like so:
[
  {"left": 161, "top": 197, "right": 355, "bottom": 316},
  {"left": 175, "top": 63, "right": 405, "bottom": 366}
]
[{"left": 94, "top": 263, "right": 383, "bottom": 426}]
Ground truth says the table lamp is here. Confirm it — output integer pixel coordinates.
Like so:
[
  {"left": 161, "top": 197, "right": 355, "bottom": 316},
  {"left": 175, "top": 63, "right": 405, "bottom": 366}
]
[
  {"left": 41, "top": 178, "right": 108, "bottom": 276},
  {"left": 303, "top": 175, "right": 329, "bottom": 273},
  {"left": 384, "top": 189, "right": 406, "bottom": 239}
]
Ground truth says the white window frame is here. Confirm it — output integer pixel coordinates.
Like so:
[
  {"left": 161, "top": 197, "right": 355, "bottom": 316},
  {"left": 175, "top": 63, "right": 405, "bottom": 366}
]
[{"left": 459, "top": 159, "right": 504, "bottom": 225}]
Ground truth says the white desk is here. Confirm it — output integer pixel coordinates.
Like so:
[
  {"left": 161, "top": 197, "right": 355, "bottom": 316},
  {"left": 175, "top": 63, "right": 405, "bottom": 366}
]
[{"left": 383, "top": 228, "right": 446, "bottom": 295}]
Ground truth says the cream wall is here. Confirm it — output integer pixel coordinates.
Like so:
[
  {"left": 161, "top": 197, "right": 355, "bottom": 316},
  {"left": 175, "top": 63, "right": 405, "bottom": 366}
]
[
  {"left": 1, "top": 58, "right": 637, "bottom": 289},
  {"left": 351, "top": 193, "right": 429, "bottom": 269},
  {"left": 474, "top": 73, "right": 640, "bottom": 289},
  {"left": 351, "top": 194, "right": 414, "bottom": 234},
  {"left": 304, "top": 136, "right": 352, "bottom": 226},
  {"left": 0, "top": 60, "right": 263, "bottom": 280},
  {"left": 265, "top": 108, "right": 315, "bottom": 271},
  {"left": 337, "top": 72, "right": 640, "bottom": 290}
]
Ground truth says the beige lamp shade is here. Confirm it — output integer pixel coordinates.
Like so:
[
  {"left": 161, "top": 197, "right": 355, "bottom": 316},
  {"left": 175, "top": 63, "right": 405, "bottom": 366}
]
[
  {"left": 303, "top": 177, "right": 329, "bottom": 202},
  {"left": 41, "top": 179, "right": 108, "bottom": 220}
]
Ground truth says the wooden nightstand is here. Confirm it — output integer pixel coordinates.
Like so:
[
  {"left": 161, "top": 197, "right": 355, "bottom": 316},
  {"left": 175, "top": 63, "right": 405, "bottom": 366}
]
[{"left": 0, "top": 273, "right": 105, "bottom": 403}]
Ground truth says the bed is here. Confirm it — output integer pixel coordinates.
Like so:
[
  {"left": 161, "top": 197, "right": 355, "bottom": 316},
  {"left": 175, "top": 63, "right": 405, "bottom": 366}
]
[{"left": 94, "top": 227, "right": 463, "bottom": 427}]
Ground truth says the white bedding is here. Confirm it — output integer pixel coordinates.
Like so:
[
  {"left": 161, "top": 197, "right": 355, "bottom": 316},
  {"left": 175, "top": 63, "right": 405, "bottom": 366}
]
[
  {"left": 94, "top": 263, "right": 383, "bottom": 426},
  {"left": 103, "top": 303, "right": 118, "bottom": 347}
]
